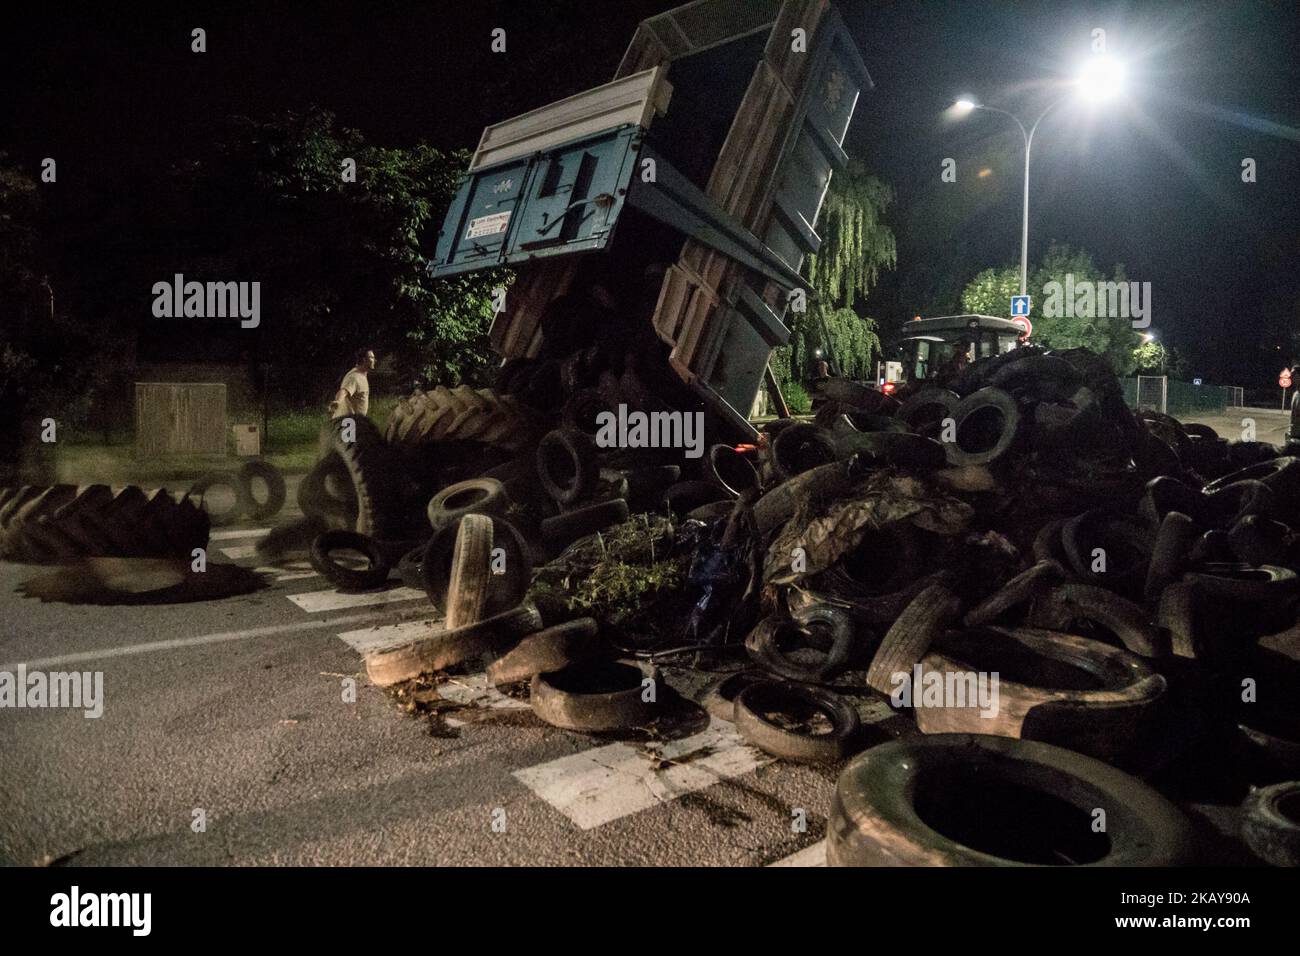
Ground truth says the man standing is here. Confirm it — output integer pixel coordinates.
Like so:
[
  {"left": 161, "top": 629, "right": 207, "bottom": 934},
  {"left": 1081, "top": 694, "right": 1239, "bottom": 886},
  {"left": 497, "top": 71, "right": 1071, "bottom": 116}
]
[{"left": 331, "top": 348, "right": 375, "bottom": 419}]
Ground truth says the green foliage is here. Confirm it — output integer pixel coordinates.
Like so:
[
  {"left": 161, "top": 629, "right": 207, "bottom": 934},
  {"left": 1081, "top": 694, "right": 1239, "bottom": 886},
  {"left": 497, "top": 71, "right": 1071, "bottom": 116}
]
[
  {"left": 193, "top": 108, "right": 506, "bottom": 394},
  {"left": 0, "top": 154, "right": 119, "bottom": 473},
  {"left": 960, "top": 241, "right": 1143, "bottom": 375},
  {"left": 1132, "top": 340, "right": 1187, "bottom": 378},
  {"left": 776, "top": 161, "right": 895, "bottom": 398},
  {"left": 782, "top": 380, "right": 811, "bottom": 415},
  {"left": 804, "top": 161, "right": 897, "bottom": 309}
]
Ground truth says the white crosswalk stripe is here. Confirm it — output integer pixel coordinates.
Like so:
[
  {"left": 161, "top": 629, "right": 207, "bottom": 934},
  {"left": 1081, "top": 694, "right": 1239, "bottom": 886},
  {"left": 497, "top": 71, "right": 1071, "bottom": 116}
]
[
  {"left": 513, "top": 717, "right": 772, "bottom": 830},
  {"left": 210, "top": 527, "right": 271, "bottom": 541},
  {"left": 289, "top": 586, "right": 427, "bottom": 614},
  {"left": 769, "top": 840, "right": 827, "bottom": 867},
  {"left": 336, "top": 617, "right": 443, "bottom": 654},
  {"left": 221, "top": 544, "right": 260, "bottom": 560}
]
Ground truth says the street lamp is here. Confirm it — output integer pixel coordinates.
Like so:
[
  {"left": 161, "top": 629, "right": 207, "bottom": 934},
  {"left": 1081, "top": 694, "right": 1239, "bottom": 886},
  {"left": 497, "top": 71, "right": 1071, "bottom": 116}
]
[{"left": 953, "top": 55, "right": 1126, "bottom": 298}]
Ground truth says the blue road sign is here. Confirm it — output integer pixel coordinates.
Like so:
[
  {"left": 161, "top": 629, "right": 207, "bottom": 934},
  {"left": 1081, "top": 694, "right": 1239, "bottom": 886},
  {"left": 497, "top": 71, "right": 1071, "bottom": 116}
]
[
  {"left": 1010, "top": 295, "right": 1031, "bottom": 317},
  {"left": 1193, "top": 377, "right": 1203, "bottom": 386}
]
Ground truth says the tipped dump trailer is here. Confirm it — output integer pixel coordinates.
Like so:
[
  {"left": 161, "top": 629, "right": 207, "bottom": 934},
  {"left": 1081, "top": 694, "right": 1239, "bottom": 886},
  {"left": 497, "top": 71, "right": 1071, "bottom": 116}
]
[{"left": 427, "top": 0, "right": 871, "bottom": 440}]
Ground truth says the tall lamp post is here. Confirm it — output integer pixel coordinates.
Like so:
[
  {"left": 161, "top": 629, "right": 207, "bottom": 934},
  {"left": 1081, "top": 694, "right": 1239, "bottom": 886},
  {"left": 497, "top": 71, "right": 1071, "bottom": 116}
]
[{"left": 953, "top": 54, "right": 1126, "bottom": 298}]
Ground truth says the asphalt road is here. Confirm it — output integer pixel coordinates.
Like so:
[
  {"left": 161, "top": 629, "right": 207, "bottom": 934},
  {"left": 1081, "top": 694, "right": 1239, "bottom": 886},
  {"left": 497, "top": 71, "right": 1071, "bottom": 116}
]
[
  {"left": 0, "top": 486, "right": 896, "bottom": 867},
  {"left": 2, "top": 410, "right": 1280, "bottom": 867}
]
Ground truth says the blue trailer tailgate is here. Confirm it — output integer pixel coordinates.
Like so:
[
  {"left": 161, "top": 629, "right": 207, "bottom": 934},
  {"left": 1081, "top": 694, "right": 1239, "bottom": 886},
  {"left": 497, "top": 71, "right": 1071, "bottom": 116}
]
[{"left": 430, "top": 125, "right": 642, "bottom": 277}]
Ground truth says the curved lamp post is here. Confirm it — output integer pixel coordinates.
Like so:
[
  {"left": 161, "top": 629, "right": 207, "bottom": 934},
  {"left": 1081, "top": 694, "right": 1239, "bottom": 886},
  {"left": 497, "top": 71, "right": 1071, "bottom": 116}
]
[{"left": 954, "top": 55, "right": 1126, "bottom": 298}]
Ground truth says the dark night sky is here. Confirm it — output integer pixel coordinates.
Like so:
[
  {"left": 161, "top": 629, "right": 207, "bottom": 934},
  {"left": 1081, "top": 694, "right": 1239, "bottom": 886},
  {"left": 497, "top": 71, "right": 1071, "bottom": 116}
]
[{"left": 3, "top": 0, "right": 1297, "bottom": 389}]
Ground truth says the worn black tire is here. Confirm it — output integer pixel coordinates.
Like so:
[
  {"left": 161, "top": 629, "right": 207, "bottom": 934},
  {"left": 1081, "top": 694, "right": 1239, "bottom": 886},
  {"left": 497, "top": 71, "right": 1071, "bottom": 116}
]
[
  {"left": 1227, "top": 515, "right": 1290, "bottom": 566},
  {"left": 745, "top": 606, "right": 854, "bottom": 684},
  {"left": 1157, "top": 581, "right": 1204, "bottom": 659},
  {"left": 1141, "top": 475, "right": 1208, "bottom": 528},
  {"left": 1040, "top": 583, "right": 1168, "bottom": 657},
  {"left": 1242, "top": 781, "right": 1300, "bottom": 867},
  {"left": 827, "top": 734, "right": 1194, "bottom": 866},
  {"left": 701, "top": 671, "right": 767, "bottom": 723},
  {"left": 487, "top": 617, "right": 602, "bottom": 686},
  {"left": 814, "top": 378, "right": 894, "bottom": 412},
  {"left": 1183, "top": 563, "right": 1299, "bottom": 602},
  {"left": 1062, "top": 509, "right": 1152, "bottom": 587},
  {"left": 396, "top": 544, "right": 427, "bottom": 591},
  {"left": 323, "top": 416, "right": 405, "bottom": 538},
  {"left": 309, "top": 529, "right": 391, "bottom": 591},
  {"left": 236, "top": 459, "right": 287, "bottom": 522},
  {"left": 541, "top": 498, "right": 629, "bottom": 549},
  {"left": 837, "top": 431, "right": 947, "bottom": 470},
  {"left": 753, "top": 461, "right": 854, "bottom": 534},
  {"left": 623, "top": 464, "right": 681, "bottom": 512},
  {"left": 989, "top": 354, "right": 1084, "bottom": 400},
  {"left": 1031, "top": 518, "right": 1072, "bottom": 568},
  {"left": 530, "top": 660, "right": 662, "bottom": 732},
  {"left": 771, "top": 423, "right": 838, "bottom": 481},
  {"left": 297, "top": 455, "right": 356, "bottom": 527},
  {"left": 964, "top": 561, "right": 1065, "bottom": 627},
  {"left": 421, "top": 514, "right": 531, "bottom": 618},
  {"left": 734, "top": 681, "right": 860, "bottom": 762},
  {"left": 0, "top": 484, "right": 208, "bottom": 563},
  {"left": 251, "top": 516, "right": 322, "bottom": 565},
  {"left": 444, "top": 513, "right": 494, "bottom": 629},
  {"left": 385, "top": 385, "right": 539, "bottom": 451},
  {"left": 866, "top": 583, "right": 961, "bottom": 694},
  {"left": 916, "top": 627, "right": 1167, "bottom": 763},
  {"left": 426, "top": 477, "right": 509, "bottom": 532},
  {"left": 536, "top": 428, "right": 599, "bottom": 506},
  {"left": 685, "top": 500, "right": 734, "bottom": 524},
  {"left": 1144, "top": 511, "right": 1195, "bottom": 602},
  {"left": 186, "top": 472, "right": 244, "bottom": 526},
  {"left": 661, "top": 481, "right": 728, "bottom": 518},
  {"left": 365, "top": 603, "right": 543, "bottom": 687},
  {"left": 896, "top": 388, "right": 959, "bottom": 439},
  {"left": 943, "top": 387, "right": 1020, "bottom": 466}
]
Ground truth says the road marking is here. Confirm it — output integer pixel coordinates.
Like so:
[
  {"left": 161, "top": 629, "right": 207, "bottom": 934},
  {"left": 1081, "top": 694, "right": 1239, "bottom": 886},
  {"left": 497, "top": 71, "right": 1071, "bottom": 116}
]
[
  {"left": 513, "top": 718, "right": 771, "bottom": 830},
  {"left": 438, "top": 673, "right": 528, "bottom": 711},
  {"left": 210, "top": 527, "right": 270, "bottom": 541},
  {"left": 221, "top": 545, "right": 259, "bottom": 560},
  {"left": 254, "top": 565, "right": 320, "bottom": 583},
  {"left": 769, "top": 840, "right": 827, "bottom": 867},
  {"left": 288, "top": 586, "right": 426, "bottom": 614},
  {"left": 0, "top": 612, "right": 409, "bottom": 671},
  {"left": 336, "top": 617, "right": 442, "bottom": 654}
]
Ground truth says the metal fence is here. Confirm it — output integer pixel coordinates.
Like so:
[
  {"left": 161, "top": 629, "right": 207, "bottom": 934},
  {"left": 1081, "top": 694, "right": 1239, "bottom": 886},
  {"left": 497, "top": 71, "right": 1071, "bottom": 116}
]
[{"left": 1122, "top": 377, "right": 1240, "bottom": 416}]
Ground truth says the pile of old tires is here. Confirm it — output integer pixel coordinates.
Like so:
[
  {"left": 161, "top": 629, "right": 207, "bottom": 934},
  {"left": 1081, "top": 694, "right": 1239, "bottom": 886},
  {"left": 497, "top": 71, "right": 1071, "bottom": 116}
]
[{"left": 701, "top": 350, "right": 1300, "bottom": 866}]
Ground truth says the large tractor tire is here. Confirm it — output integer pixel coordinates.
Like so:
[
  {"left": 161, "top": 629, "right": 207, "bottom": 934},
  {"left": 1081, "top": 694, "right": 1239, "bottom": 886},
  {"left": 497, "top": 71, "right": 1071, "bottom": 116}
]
[
  {"left": 316, "top": 415, "right": 406, "bottom": 540},
  {"left": 0, "top": 483, "right": 209, "bottom": 563},
  {"left": 384, "top": 385, "right": 541, "bottom": 451}
]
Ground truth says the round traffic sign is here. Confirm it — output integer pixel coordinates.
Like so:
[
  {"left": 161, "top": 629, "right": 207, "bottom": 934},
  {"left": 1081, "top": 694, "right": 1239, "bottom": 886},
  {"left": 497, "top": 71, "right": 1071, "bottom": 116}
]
[
  {"left": 1281, "top": 370, "right": 1292, "bottom": 388},
  {"left": 1010, "top": 316, "right": 1032, "bottom": 339}
]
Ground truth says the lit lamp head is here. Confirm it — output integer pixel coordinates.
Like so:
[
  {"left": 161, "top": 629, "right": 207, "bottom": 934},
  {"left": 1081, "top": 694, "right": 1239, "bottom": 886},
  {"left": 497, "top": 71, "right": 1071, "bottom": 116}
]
[
  {"left": 1076, "top": 55, "right": 1126, "bottom": 102},
  {"left": 953, "top": 98, "right": 977, "bottom": 115}
]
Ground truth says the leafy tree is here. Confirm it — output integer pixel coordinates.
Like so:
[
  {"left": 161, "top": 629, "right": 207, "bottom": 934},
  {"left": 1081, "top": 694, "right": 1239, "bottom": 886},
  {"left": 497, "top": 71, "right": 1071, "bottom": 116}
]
[
  {"left": 0, "top": 154, "right": 114, "bottom": 477},
  {"left": 775, "top": 160, "right": 894, "bottom": 392},
  {"left": 192, "top": 109, "right": 506, "bottom": 398},
  {"left": 1133, "top": 340, "right": 1187, "bottom": 378},
  {"left": 961, "top": 241, "right": 1143, "bottom": 374}
]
